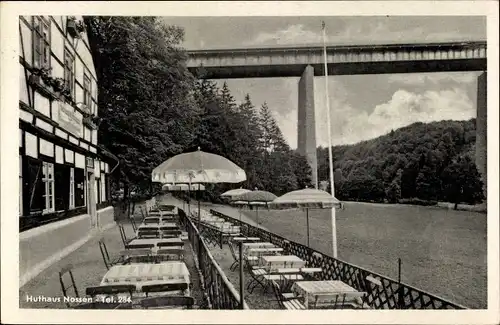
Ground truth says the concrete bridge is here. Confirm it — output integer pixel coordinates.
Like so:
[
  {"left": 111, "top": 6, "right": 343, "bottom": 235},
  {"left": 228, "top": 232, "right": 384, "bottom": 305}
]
[{"left": 187, "top": 41, "right": 487, "bottom": 193}]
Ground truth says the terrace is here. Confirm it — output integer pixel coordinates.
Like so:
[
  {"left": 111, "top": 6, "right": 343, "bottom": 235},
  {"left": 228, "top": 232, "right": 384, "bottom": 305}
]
[{"left": 20, "top": 194, "right": 466, "bottom": 310}]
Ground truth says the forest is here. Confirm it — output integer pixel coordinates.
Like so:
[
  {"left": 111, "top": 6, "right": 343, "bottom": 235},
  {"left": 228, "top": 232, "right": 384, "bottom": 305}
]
[
  {"left": 318, "top": 118, "right": 484, "bottom": 206},
  {"left": 84, "top": 17, "right": 484, "bottom": 207},
  {"left": 84, "top": 17, "right": 311, "bottom": 202}
]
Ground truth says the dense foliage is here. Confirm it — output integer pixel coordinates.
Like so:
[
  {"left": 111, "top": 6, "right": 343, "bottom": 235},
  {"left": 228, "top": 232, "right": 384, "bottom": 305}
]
[
  {"left": 85, "top": 17, "right": 201, "bottom": 198},
  {"left": 85, "top": 17, "right": 311, "bottom": 200},
  {"left": 317, "top": 119, "right": 485, "bottom": 206}
]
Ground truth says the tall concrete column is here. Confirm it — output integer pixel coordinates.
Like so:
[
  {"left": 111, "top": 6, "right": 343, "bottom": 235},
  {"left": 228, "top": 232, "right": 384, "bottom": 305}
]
[
  {"left": 476, "top": 72, "right": 487, "bottom": 199},
  {"left": 297, "top": 65, "right": 318, "bottom": 188}
]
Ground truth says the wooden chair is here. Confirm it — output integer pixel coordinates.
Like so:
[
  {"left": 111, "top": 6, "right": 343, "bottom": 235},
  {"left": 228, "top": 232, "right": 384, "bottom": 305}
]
[
  {"left": 140, "top": 205, "right": 147, "bottom": 219},
  {"left": 129, "top": 217, "right": 138, "bottom": 232},
  {"left": 156, "top": 249, "right": 184, "bottom": 262},
  {"left": 160, "top": 227, "right": 181, "bottom": 234},
  {"left": 137, "top": 230, "right": 160, "bottom": 239},
  {"left": 157, "top": 241, "right": 184, "bottom": 248},
  {"left": 139, "top": 226, "right": 160, "bottom": 231},
  {"left": 144, "top": 217, "right": 160, "bottom": 225},
  {"left": 99, "top": 239, "right": 124, "bottom": 270},
  {"left": 118, "top": 223, "right": 136, "bottom": 247},
  {"left": 119, "top": 248, "right": 155, "bottom": 263},
  {"left": 58, "top": 264, "right": 79, "bottom": 307},
  {"left": 86, "top": 284, "right": 136, "bottom": 298},
  {"left": 138, "top": 295, "right": 194, "bottom": 309},
  {"left": 245, "top": 257, "right": 267, "bottom": 294},
  {"left": 228, "top": 242, "right": 240, "bottom": 271},
  {"left": 270, "top": 280, "right": 305, "bottom": 310},
  {"left": 142, "top": 283, "right": 189, "bottom": 297},
  {"left": 125, "top": 243, "right": 155, "bottom": 250}
]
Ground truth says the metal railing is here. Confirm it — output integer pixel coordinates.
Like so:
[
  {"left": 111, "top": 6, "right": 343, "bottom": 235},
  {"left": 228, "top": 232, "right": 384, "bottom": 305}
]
[
  {"left": 179, "top": 209, "right": 249, "bottom": 309},
  {"left": 209, "top": 209, "right": 466, "bottom": 310}
]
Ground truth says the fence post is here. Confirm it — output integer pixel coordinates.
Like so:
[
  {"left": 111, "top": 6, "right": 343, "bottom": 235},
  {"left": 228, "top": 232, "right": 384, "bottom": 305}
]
[
  {"left": 397, "top": 258, "right": 404, "bottom": 309},
  {"left": 239, "top": 241, "right": 245, "bottom": 309}
]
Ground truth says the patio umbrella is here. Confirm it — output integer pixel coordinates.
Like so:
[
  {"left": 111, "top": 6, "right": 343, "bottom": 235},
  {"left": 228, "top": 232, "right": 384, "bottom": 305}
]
[
  {"left": 221, "top": 188, "right": 251, "bottom": 201},
  {"left": 151, "top": 148, "right": 246, "bottom": 225},
  {"left": 232, "top": 189, "right": 277, "bottom": 228},
  {"left": 269, "top": 187, "right": 341, "bottom": 247}
]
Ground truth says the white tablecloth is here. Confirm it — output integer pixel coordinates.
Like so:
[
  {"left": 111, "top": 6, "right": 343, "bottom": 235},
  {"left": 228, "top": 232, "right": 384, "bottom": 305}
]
[
  {"left": 261, "top": 255, "right": 306, "bottom": 271},
  {"left": 292, "top": 280, "right": 362, "bottom": 308},
  {"left": 100, "top": 262, "right": 190, "bottom": 291}
]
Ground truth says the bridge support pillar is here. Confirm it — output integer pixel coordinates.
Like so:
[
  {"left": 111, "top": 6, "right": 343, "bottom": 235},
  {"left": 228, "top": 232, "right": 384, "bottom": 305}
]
[
  {"left": 298, "top": 65, "right": 318, "bottom": 189},
  {"left": 476, "top": 72, "right": 487, "bottom": 199}
]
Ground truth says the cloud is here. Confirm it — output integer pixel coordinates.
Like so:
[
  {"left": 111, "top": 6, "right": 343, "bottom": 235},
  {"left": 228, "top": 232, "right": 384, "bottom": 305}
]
[
  {"left": 244, "top": 21, "right": 481, "bottom": 47},
  {"left": 244, "top": 24, "right": 322, "bottom": 46},
  {"left": 388, "top": 72, "right": 480, "bottom": 86},
  {"left": 311, "top": 87, "right": 475, "bottom": 147}
]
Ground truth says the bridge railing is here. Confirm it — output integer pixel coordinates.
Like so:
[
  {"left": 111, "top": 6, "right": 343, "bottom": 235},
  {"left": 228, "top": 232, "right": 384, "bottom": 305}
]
[
  {"left": 209, "top": 208, "right": 466, "bottom": 310},
  {"left": 179, "top": 208, "right": 249, "bottom": 310}
]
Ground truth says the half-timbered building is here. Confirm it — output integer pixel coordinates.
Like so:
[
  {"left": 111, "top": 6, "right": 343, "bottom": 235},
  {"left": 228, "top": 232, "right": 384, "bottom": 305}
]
[{"left": 18, "top": 15, "right": 117, "bottom": 231}]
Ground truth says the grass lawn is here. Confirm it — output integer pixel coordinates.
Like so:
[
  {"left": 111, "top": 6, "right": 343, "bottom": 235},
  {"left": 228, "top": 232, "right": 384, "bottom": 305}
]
[{"left": 235, "top": 201, "right": 487, "bottom": 309}]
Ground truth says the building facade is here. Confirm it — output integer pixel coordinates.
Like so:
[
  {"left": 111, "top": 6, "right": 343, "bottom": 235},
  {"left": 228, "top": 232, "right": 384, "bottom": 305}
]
[{"left": 18, "top": 16, "right": 117, "bottom": 231}]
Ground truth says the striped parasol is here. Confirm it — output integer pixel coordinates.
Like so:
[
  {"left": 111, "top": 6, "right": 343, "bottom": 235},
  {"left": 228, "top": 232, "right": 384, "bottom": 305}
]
[
  {"left": 270, "top": 188, "right": 341, "bottom": 247},
  {"left": 232, "top": 189, "right": 277, "bottom": 228},
  {"left": 151, "top": 148, "right": 246, "bottom": 222}
]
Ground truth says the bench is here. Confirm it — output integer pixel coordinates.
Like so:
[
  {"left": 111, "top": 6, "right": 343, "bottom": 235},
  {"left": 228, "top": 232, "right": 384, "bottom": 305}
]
[{"left": 283, "top": 299, "right": 306, "bottom": 310}]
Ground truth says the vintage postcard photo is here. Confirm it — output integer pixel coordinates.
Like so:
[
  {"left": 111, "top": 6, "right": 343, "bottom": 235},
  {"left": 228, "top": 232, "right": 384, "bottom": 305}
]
[{"left": 1, "top": 1, "right": 498, "bottom": 324}]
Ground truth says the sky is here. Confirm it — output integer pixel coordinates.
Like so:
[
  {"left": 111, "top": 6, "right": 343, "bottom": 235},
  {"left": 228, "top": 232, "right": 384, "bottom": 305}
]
[{"left": 161, "top": 16, "right": 486, "bottom": 148}]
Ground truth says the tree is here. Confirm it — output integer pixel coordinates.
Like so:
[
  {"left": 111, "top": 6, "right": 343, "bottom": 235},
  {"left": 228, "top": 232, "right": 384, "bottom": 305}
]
[
  {"left": 290, "top": 151, "right": 312, "bottom": 189},
  {"left": 386, "top": 169, "right": 402, "bottom": 203},
  {"left": 258, "top": 102, "right": 290, "bottom": 153},
  {"left": 441, "top": 155, "right": 484, "bottom": 208},
  {"left": 84, "top": 17, "right": 200, "bottom": 198}
]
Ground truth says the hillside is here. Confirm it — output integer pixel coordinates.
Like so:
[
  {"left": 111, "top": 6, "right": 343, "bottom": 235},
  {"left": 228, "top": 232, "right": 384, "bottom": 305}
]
[{"left": 317, "top": 119, "right": 484, "bottom": 205}]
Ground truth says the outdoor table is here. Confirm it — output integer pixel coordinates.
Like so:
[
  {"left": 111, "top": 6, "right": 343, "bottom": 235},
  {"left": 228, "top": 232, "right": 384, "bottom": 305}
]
[
  {"left": 138, "top": 222, "right": 178, "bottom": 231},
  {"left": 261, "top": 255, "right": 306, "bottom": 272},
  {"left": 291, "top": 280, "right": 364, "bottom": 309},
  {"left": 246, "top": 247, "right": 283, "bottom": 258},
  {"left": 232, "top": 237, "right": 260, "bottom": 243},
  {"left": 100, "top": 262, "right": 190, "bottom": 295},
  {"left": 243, "top": 242, "right": 275, "bottom": 253},
  {"left": 127, "top": 238, "right": 184, "bottom": 249}
]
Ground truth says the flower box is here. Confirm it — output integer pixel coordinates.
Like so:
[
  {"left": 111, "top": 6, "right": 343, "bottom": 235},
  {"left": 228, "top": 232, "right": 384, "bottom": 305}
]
[{"left": 67, "top": 17, "right": 80, "bottom": 38}]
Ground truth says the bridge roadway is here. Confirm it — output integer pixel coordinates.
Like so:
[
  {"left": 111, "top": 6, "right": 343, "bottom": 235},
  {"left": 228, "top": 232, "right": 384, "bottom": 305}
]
[{"left": 186, "top": 41, "right": 486, "bottom": 78}]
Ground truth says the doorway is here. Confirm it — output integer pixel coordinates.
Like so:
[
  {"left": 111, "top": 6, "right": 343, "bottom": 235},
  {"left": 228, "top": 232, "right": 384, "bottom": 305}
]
[{"left": 87, "top": 170, "right": 97, "bottom": 229}]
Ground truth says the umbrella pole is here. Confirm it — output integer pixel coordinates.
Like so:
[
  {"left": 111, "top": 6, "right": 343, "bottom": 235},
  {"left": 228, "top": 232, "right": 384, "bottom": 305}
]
[
  {"left": 306, "top": 208, "right": 310, "bottom": 247},
  {"left": 187, "top": 187, "right": 191, "bottom": 216},
  {"left": 256, "top": 206, "right": 259, "bottom": 228},
  {"left": 198, "top": 183, "right": 201, "bottom": 228}
]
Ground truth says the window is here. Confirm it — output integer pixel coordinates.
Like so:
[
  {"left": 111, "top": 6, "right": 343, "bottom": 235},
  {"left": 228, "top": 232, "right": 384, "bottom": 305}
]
[
  {"left": 23, "top": 157, "right": 44, "bottom": 215},
  {"left": 69, "top": 168, "right": 75, "bottom": 209},
  {"left": 19, "top": 156, "right": 23, "bottom": 216},
  {"left": 83, "top": 74, "right": 92, "bottom": 114},
  {"left": 42, "top": 162, "right": 55, "bottom": 213},
  {"left": 54, "top": 164, "right": 70, "bottom": 211},
  {"left": 96, "top": 178, "right": 101, "bottom": 204},
  {"left": 74, "top": 168, "right": 85, "bottom": 207},
  {"left": 64, "top": 49, "right": 75, "bottom": 98},
  {"left": 33, "top": 16, "right": 50, "bottom": 68}
]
